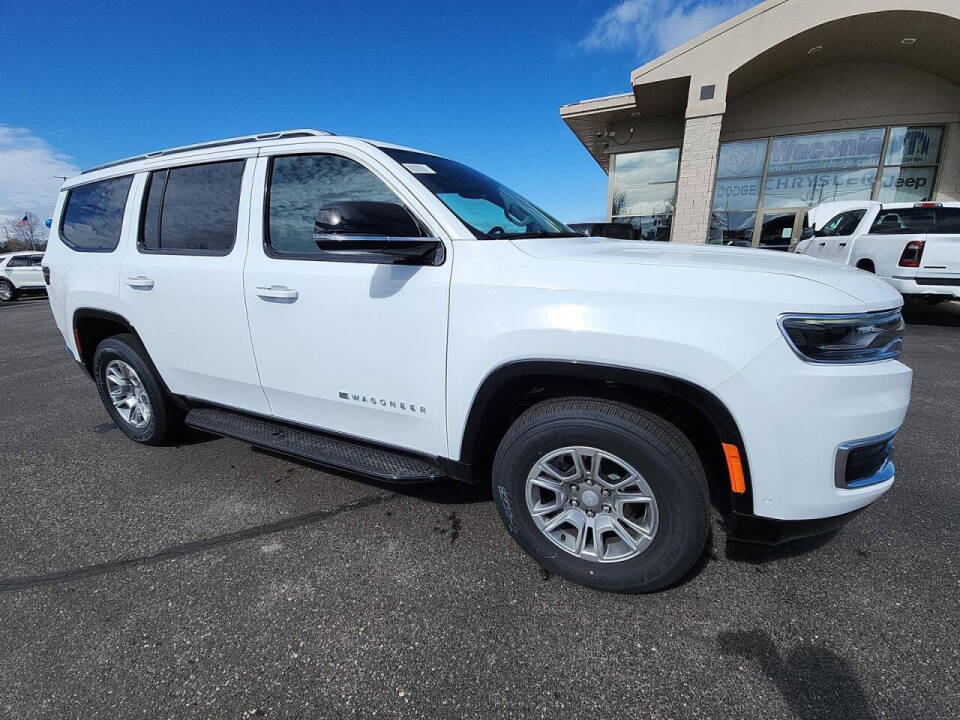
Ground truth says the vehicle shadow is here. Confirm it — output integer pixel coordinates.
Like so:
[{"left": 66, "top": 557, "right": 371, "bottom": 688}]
[
  {"left": 901, "top": 299, "right": 960, "bottom": 328},
  {"left": 718, "top": 628, "right": 877, "bottom": 720}
]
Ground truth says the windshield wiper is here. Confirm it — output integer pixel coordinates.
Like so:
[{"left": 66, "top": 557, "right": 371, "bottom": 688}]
[{"left": 494, "top": 231, "right": 578, "bottom": 240}]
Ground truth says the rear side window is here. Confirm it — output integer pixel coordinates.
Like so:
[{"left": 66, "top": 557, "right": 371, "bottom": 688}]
[
  {"left": 869, "top": 207, "right": 960, "bottom": 235},
  {"left": 60, "top": 176, "right": 133, "bottom": 251},
  {"left": 7, "top": 256, "right": 28, "bottom": 267},
  {"left": 140, "top": 160, "right": 245, "bottom": 254}
]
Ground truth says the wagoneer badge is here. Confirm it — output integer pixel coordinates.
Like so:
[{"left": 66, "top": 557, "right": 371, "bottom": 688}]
[{"left": 338, "top": 391, "right": 426, "bottom": 414}]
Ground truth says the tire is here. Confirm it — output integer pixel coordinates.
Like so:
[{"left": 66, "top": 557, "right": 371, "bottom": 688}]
[
  {"left": 0, "top": 279, "right": 17, "bottom": 302},
  {"left": 93, "top": 334, "right": 182, "bottom": 445},
  {"left": 492, "top": 398, "right": 710, "bottom": 593}
]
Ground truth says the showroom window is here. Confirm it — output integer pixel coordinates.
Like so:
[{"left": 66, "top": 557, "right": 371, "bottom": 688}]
[
  {"left": 710, "top": 139, "right": 767, "bottom": 246},
  {"left": 609, "top": 148, "right": 679, "bottom": 241},
  {"left": 707, "top": 125, "right": 944, "bottom": 248},
  {"left": 877, "top": 126, "right": 943, "bottom": 203}
]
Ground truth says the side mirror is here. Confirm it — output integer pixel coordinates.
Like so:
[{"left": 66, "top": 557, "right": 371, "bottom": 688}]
[
  {"left": 800, "top": 226, "right": 815, "bottom": 241},
  {"left": 315, "top": 200, "right": 421, "bottom": 237},
  {"left": 313, "top": 201, "right": 444, "bottom": 266}
]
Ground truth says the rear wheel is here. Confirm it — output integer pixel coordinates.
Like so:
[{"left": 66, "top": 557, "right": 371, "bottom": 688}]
[
  {"left": 0, "top": 279, "right": 17, "bottom": 302},
  {"left": 492, "top": 398, "right": 710, "bottom": 593},
  {"left": 93, "top": 334, "right": 182, "bottom": 445}
]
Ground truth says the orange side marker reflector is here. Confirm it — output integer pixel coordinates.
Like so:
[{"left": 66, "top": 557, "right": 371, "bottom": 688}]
[
  {"left": 722, "top": 443, "right": 746, "bottom": 494},
  {"left": 73, "top": 328, "right": 83, "bottom": 355}
]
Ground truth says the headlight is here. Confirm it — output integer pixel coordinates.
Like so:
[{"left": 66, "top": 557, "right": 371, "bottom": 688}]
[{"left": 778, "top": 310, "right": 904, "bottom": 364}]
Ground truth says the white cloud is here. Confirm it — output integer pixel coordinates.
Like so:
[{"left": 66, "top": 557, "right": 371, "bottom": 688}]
[
  {"left": 581, "top": 0, "right": 756, "bottom": 57},
  {"left": 0, "top": 126, "right": 79, "bottom": 222}
]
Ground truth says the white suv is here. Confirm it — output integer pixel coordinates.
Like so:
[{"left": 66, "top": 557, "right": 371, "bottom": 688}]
[
  {"left": 43, "top": 130, "right": 912, "bottom": 592},
  {"left": 796, "top": 200, "right": 960, "bottom": 304},
  {"left": 0, "top": 251, "right": 46, "bottom": 302}
]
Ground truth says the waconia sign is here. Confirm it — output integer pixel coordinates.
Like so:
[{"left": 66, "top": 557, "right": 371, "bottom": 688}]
[
  {"left": 713, "top": 126, "right": 942, "bottom": 210},
  {"left": 768, "top": 129, "right": 885, "bottom": 174}
]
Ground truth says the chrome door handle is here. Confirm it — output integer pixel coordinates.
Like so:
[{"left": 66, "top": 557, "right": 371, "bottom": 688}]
[
  {"left": 255, "top": 285, "right": 299, "bottom": 302},
  {"left": 124, "top": 276, "right": 155, "bottom": 290}
]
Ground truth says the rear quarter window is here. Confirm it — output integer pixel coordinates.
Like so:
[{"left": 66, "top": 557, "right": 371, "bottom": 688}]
[{"left": 60, "top": 176, "right": 133, "bottom": 251}]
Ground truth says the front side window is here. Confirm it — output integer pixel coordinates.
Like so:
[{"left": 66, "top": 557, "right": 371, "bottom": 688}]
[
  {"left": 140, "top": 160, "right": 244, "bottom": 254},
  {"left": 61, "top": 176, "right": 133, "bottom": 251},
  {"left": 267, "top": 154, "right": 424, "bottom": 256},
  {"left": 816, "top": 210, "right": 867, "bottom": 237},
  {"left": 7, "top": 256, "right": 28, "bottom": 267},
  {"left": 380, "top": 147, "right": 573, "bottom": 239}
]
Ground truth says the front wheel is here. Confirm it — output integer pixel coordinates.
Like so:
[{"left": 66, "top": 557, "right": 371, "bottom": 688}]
[
  {"left": 0, "top": 279, "right": 17, "bottom": 302},
  {"left": 492, "top": 398, "right": 710, "bottom": 593}
]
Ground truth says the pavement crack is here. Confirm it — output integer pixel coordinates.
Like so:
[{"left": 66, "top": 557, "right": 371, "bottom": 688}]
[{"left": 0, "top": 493, "right": 395, "bottom": 594}]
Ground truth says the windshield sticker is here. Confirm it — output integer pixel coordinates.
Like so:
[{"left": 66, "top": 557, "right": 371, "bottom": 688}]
[{"left": 403, "top": 163, "right": 436, "bottom": 175}]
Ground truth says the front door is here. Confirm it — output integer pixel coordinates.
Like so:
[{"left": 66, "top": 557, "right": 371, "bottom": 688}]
[
  {"left": 243, "top": 148, "right": 451, "bottom": 457},
  {"left": 754, "top": 209, "right": 806, "bottom": 252}
]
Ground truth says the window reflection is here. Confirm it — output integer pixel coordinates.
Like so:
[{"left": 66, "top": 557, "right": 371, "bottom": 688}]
[{"left": 269, "top": 155, "right": 399, "bottom": 255}]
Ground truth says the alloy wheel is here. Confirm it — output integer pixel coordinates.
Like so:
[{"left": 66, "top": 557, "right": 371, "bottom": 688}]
[
  {"left": 104, "top": 359, "right": 153, "bottom": 428},
  {"left": 525, "top": 446, "right": 659, "bottom": 562}
]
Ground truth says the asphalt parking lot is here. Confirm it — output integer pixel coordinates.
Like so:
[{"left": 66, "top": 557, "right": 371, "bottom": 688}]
[{"left": 1, "top": 297, "right": 958, "bottom": 719}]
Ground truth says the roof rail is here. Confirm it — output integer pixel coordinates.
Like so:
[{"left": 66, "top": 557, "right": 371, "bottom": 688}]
[{"left": 80, "top": 129, "right": 334, "bottom": 175}]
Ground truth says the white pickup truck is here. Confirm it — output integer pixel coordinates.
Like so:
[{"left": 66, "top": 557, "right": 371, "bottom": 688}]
[
  {"left": 43, "top": 130, "right": 912, "bottom": 592},
  {"left": 796, "top": 201, "right": 960, "bottom": 304}
]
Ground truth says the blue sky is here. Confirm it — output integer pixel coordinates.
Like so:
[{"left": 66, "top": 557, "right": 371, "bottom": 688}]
[{"left": 0, "top": 0, "right": 753, "bottom": 223}]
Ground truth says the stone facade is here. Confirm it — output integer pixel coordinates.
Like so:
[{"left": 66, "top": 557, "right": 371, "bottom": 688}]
[{"left": 670, "top": 114, "right": 723, "bottom": 244}]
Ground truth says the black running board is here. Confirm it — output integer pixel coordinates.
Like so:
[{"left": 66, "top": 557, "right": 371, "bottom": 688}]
[{"left": 185, "top": 408, "right": 444, "bottom": 483}]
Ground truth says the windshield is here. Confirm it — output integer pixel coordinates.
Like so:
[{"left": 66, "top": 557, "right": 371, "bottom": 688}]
[{"left": 380, "top": 147, "right": 575, "bottom": 239}]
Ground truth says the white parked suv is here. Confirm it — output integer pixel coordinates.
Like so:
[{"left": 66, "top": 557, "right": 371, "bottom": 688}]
[
  {"left": 0, "top": 251, "right": 46, "bottom": 302},
  {"left": 796, "top": 200, "right": 960, "bottom": 304},
  {"left": 43, "top": 130, "right": 912, "bottom": 592}
]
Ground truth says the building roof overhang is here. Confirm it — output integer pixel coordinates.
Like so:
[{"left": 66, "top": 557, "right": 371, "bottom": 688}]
[{"left": 562, "top": 0, "right": 960, "bottom": 170}]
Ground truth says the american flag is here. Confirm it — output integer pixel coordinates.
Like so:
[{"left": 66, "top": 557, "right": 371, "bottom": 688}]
[{"left": 16, "top": 214, "right": 29, "bottom": 227}]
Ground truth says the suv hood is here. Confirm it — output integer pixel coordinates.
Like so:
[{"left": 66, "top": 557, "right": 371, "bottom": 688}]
[{"left": 512, "top": 236, "right": 902, "bottom": 307}]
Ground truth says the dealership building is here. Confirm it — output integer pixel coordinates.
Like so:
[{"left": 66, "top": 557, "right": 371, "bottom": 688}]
[{"left": 561, "top": 0, "right": 960, "bottom": 248}]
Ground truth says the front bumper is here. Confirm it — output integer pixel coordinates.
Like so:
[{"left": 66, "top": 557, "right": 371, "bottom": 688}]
[{"left": 713, "top": 337, "right": 911, "bottom": 522}]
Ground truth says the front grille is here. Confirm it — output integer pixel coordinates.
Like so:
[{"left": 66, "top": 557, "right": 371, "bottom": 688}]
[{"left": 835, "top": 431, "right": 897, "bottom": 489}]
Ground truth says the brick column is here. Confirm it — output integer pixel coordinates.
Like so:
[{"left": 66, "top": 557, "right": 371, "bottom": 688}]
[{"left": 670, "top": 114, "right": 723, "bottom": 244}]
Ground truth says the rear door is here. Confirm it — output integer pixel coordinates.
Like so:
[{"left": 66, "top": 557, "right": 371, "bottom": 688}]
[
  {"left": 119, "top": 152, "right": 271, "bottom": 414},
  {"left": 24, "top": 254, "right": 46, "bottom": 288}
]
